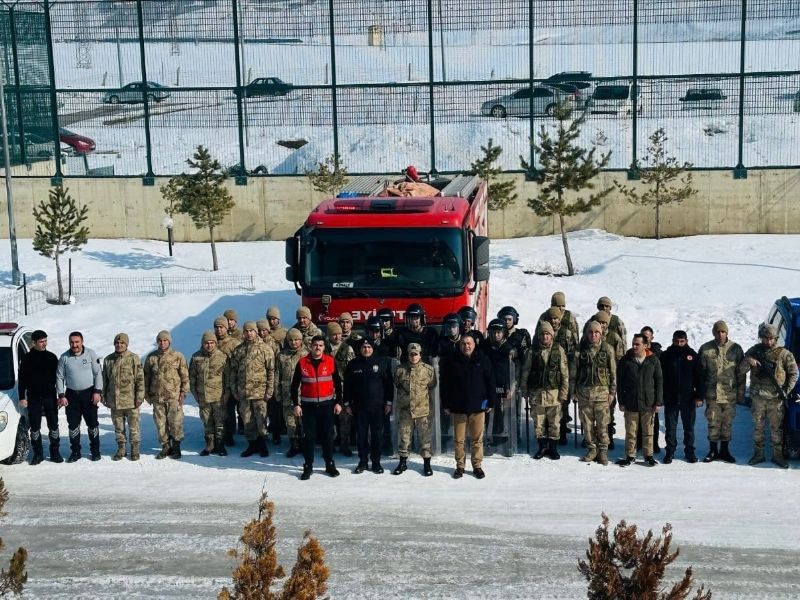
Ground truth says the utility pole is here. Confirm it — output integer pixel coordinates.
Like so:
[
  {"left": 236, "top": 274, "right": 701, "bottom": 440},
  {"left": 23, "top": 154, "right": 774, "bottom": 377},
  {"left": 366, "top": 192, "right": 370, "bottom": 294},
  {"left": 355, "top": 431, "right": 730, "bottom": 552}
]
[{"left": 0, "top": 79, "right": 21, "bottom": 286}]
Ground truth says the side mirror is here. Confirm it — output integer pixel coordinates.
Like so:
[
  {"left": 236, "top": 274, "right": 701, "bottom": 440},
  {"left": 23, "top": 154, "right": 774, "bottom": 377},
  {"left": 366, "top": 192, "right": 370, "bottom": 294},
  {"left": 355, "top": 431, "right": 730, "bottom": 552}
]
[
  {"left": 472, "top": 236, "right": 490, "bottom": 282},
  {"left": 285, "top": 237, "right": 298, "bottom": 282}
]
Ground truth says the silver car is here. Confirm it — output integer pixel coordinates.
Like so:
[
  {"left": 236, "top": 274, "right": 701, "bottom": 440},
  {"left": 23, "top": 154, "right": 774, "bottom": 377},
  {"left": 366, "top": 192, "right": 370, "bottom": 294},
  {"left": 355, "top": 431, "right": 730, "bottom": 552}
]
[
  {"left": 102, "top": 81, "right": 171, "bottom": 104},
  {"left": 481, "top": 85, "right": 574, "bottom": 118}
]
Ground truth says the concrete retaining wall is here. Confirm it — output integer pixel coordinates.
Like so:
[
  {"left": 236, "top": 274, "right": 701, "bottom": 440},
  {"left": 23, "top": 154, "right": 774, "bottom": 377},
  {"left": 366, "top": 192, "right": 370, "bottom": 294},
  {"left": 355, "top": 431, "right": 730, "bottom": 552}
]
[{"left": 1, "top": 169, "right": 798, "bottom": 241}]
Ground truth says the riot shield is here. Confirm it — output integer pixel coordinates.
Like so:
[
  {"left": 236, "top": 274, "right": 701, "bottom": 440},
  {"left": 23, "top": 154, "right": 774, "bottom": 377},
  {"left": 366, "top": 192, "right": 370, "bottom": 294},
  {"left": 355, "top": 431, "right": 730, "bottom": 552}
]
[
  {"left": 384, "top": 357, "right": 400, "bottom": 458},
  {"left": 430, "top": 357, "right": 450, "bottom": 456}
]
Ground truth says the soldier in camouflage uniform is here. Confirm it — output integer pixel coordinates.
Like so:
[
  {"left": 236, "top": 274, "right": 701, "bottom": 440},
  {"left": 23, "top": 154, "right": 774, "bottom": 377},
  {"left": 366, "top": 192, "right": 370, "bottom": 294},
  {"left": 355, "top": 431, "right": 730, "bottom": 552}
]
[
  {"left": 527, "top": 321, "right": 570, "bottom": 460},
  {"left": 259, "top": 318, "right": 285, "bottom": 444},
  {"left": 698, "top": 320, "right": 746, "bottom": 463},
  {"left": 540, "top": 306, "right": 578, "bottom": 445},
  {"left": 290, "top": 306, "right": 323, "bottom": 350},
  {"left": 742, "top": 324, "right": 799, "bottom": 468},
  {"left": 224, "top": 308, "right": 243, "bottom": 340},
  {"left": 266, "top": 306, "right": 288, "bottom": 348},
  {"left": 535, "top": 291, "right": 580, "bottom": 340},
  {"left": 102, "top": 333, "right": 145, "bottom": 461},
  {"left": 228, "top": 321, "right": 275, "bottom": 458},
  {"left": 573, "top": 321, "right": 616, "bottom": 466},
  {"left": 215, "top": 315, "right": 241, "bottom": 445},
  {"left": 587, "top": 310, "right": 624, "bottom": 449},
  {"left": 392, "top": 343, "right": 437, "bottom": 476},
  {"left": 327, "top": 322, "right": 356, "bottom": 456},
  {"left": 597, "top": 296, "right": 626, "bottom": 342},
  {"left": 276, "top": 328, "right": 308, "bottom": 457},
  {"left": 189, "top": 331, "right": 229, "bottom": 457},
  {"left": 143, "top": 330, "right": 189, "bottom": 459},
  {"left": 338, "top": 312, "right": 362, "bottom": 346}
]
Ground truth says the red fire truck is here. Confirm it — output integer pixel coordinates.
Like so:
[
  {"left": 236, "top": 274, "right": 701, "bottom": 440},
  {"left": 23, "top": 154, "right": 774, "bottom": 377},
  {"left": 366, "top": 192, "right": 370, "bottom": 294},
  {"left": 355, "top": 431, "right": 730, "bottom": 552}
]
[{"left": 285, "top": 174, "right": 490, "bottom": 330}]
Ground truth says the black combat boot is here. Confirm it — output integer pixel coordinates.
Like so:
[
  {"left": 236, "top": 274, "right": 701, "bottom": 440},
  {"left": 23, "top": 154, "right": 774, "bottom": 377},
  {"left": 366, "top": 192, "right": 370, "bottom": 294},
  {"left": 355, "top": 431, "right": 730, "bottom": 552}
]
[
  {"left": 49, "top": 431, "right": 63, "bottom": 463},
  {"left": 214, "top": 437, "right": 227, "bottom": 456},
  {"left": 169, "top": 439, "right": 182, "bottom": 460},
  {"left": 325, "top": 461, "right": 340, "bottom": 477},
  {"left": 353, "top": 461, "right": 368, "bottom": 474},
  {"left": 372, "top": 461, "right": 384, "bottom": 474},
  {"left": 258, "top": 436, "right": 270, "bottom": 458},
  {"left": 240, "top": 440, "right": 258, "bottom": 457},
  {"left": 423, "top": 457, "right": 433, "bottom": 476},
  {"left": 615, "top": 456, "right": 634, "bottom": 467},
  {"left": 156, "top": 442, "right": 170, "bottom": 460},
  {"left": 30, "top": 433, "right": 44, "bottom": 466},
  {"left": 67, "top": 427, "right": 82, "bottom": 462},
  {"left": 533, "top": 438, "right": 547, "bottom": 460},
  {"left": 663, "top": 450, "right": 673, "bottom": 464},
  {"left": 703, "top": 441, "right": 719, "bottom": 463},
  {"left": 392, "top": 457, "right": 408, "bottom": 475},
  {"left": 547, "top": 438, "right": 561, "bottom": 460},
  {"left": 718, "top": 440, "right": 736, "bottom": 463},
  {"left": 200, "top": 435, "right": 214, "bottom": 457},
  {"left": 300, "top": 464, "right": 313, "bottom": 480},
  {"left": 286, "top": 438, "right": 301, "bottom": 458}
]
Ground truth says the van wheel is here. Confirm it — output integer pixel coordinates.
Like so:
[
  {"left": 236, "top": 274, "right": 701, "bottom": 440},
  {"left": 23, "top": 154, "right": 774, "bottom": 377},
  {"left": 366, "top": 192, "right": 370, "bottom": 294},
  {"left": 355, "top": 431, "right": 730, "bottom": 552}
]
[
  {"left": 1, "top": 422, "right": 30, "bottom": 465},
  {"left": 545, "top": 103, "right": 556, "bottom": 116},
  {"left": 490, "top": 105, "right": 506, "bottom": 118}
]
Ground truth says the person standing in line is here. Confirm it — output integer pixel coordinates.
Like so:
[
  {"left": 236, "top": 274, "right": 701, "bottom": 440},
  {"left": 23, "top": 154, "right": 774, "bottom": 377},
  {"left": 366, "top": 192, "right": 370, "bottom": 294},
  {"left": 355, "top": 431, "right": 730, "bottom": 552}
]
[
  {"left": 56, "top": 331, "right": 103, "bottom": 462},
  {"left": 102, "top": 333, "right": 145, "bottom": 461},
  {"left": 189, "top": 331, "right": 229, "bottom": 457},
  {"left": 143, "top": 330, "right": 189, "bottom": 460},
  {"left": 18, "top": 330, "right": 61, "bottom": 464},
  {"left": 660, "top": 330, "right": 702, "bottom": 464}
]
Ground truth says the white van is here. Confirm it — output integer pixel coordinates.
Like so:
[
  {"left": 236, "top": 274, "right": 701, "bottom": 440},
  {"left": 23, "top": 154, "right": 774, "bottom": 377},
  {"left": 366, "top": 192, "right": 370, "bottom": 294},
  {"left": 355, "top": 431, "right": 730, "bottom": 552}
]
[{"left": 0, "top": 324, "right": 34, "bottom": 464}]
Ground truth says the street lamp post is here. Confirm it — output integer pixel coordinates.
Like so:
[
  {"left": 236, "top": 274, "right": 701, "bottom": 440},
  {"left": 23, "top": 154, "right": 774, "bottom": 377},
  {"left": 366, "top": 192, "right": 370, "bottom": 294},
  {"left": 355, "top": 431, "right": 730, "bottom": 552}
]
[
  {"left": 0, "top": 79, "right": 21, "bottom": 286},
  {"left": 162, "top": 215, "right": 174, "bottom": 257}
]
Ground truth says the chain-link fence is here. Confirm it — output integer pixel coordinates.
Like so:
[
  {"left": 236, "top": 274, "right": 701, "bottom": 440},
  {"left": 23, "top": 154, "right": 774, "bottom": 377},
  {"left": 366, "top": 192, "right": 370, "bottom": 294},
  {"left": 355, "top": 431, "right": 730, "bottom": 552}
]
[
  {"left": 0, "top": 273, "right": 256, "bottom": 321},
  {"left": 1, "top": 0, "right": 799, "bottom": 176}
]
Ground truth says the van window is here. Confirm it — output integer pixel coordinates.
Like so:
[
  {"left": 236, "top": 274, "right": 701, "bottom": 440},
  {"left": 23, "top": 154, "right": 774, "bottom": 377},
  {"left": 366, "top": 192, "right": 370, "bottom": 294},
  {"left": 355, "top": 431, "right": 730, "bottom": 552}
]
[
  {"left": 0, "top": 348, "right": 14, "bottom": 391},
  {"left": 593, "top": 86, "right": 629, "bottom": 100}
]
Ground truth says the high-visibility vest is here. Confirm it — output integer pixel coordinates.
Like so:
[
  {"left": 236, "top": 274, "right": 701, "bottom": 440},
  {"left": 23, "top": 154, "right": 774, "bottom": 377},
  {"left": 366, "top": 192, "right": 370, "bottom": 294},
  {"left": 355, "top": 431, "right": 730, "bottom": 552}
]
[{"left": 298, "top": 354, "right": 335, "bottom": 403}]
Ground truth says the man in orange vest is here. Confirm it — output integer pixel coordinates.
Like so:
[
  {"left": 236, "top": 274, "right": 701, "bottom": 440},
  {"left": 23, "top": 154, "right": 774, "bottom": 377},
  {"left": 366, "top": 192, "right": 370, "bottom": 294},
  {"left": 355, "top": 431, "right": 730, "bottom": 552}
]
[{"left": 291, "top": 335, "right": 343, "bottom": 480}]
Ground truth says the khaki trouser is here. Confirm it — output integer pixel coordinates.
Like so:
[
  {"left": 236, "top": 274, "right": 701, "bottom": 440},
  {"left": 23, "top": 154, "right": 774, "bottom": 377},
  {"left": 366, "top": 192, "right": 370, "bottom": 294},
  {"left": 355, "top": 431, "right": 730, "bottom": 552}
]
[
  {"left": 199, "top": 401, "right": 226, "bottom": 448},
  {"left": 534, "top": 404, "right": 561, "bottom": 440},
  {"left": 705, "top": 400, "right": 735, "bottom": 442},
  {"left": 111, "top": 408, "right": 140, "bottom": 445},
  {"left": 397, "top": 406, "right": 431, "bottom": 459},
  {"left": 152, "top": 400, "right": 184, "bottom": 444},
  {"left": 624, "top": 410, "right": 654, "bottom": 458},
  {"left": 751, "top": 396, "right": 784, "bottom": 450},
  {"left": 240, "top": 398, "right": 268, "bottom": 441},
  {"left": 579, "top": 401, "right": 610, "bottom": 452},
  {"left": 452, "top": 412, "right": 485, "bottom": 469},
  {"left": 283, "top": 404, "right": 298, "bottom": 439}
]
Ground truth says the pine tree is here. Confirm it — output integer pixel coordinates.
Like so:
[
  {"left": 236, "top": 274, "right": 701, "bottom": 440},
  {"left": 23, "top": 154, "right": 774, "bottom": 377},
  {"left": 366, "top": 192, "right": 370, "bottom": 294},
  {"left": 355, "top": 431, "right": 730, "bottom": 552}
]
[
  {"left": 470, "top": 138, "right": 517, "bottom": 211},
  {"left": 578, "top": 514, "right": 711, "bottom": 600},
  {"left": 521, "top": 104, "right": 612, "bottom": 276},
  {"left": 0, "top": 479, "right": 27, "bottom": 597},
  {"left": 160, "top": 145, "right": 235, "bottom": 271},
  {"left": 306, "top": 154, "right": 349, "bottom": 197},
  {"left": 615, "top": 128, "right": 698, "bottom": 240},
  {"left": 31, "top": 186, "right": 89, "bottom": 304},
  {"left": 219, "top": 493, "right": 329, "bottom": 600}
]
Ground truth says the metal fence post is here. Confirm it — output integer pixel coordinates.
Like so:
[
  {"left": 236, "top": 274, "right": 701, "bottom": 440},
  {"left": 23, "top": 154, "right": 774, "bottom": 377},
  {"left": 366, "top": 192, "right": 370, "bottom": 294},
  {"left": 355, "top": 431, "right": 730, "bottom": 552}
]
[
  {"left": 426, "top": 0, "right": 437, "bottom": 176},
  {"left": 527, "top": 0, "right": 536, "bottom": 178},
  {"left": 628, "top": 0, "right": 640, "bottom": 180},
  {"left": 43, "top": 0, "right": 63, "bottom": 183},
  {"left": 328, "top": 0, "right": 339, "bottom": 161},
  {"left": 734, "top": 0, "right": 748, "bottom": 179},
  {"left": 68, "top": 257, "right": 72, "bottom": 299},
  {"left": 231, "top": 0, "right": 247, "bottom": 185},
  {"left": 22, "top": 273, "right": 27, "bottom": 316},
  {"left": 135, "top": 0, "right": 155, "bottom": 184},
  {"left": 160, "top": 273, "right": 166, "bottom": 296},
  {"left": 8, "top": 6, "right": 26, "bottom": 166}
]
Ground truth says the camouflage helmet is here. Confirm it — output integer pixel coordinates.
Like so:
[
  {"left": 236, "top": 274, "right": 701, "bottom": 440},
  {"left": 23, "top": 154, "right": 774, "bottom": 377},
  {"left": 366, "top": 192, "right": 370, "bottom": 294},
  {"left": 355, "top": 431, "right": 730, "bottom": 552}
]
[
  {"left": 327, "top": 322, "right": 343, "bottom": 336},
  {"left": 223, "top": 309, "right": 239, "bottom": 322},
  {"left": 758, "top": 323, "right": 778, "bottom": 339},
  {"left": 712, "top": 320, "right": 729, "bottom": 334},
  {"left": 551, "top": 291, "right": 566, "bottom": 307},
  {"left": 201, "top": 330, "right": 216, "bottom": 344},
  {"left": 266, "top": 306, "right": 281, "bottom": 319},
  {"left": 596, "top": 296, "right": 613, "bottom": 310},
  {"left": 242, "top": 321, "right": 258, "bottom": 332},
  {"left": 114, "top": 333, "right": 129, "bottom": 345},
  {"left": 156, "top": 330, "right": 171, "bottom": 342},
  {"left": 538, "top": 321, "right": 554, "bottom": 336},
  {"left": 338, "top": 312, "right": 354, "bottom": 323},
  {"left": 586, "top": 321, "right": 603, "bottom": 334},
  {"left": 213, "top": 316, "right": 228, "bottom": 329},
  {"left": 592, "top": 311, "right": 611, "bottom": 325},
  {"left": 286, "top": 328, "right": 303, "bottom": 341},
  {"left": 296, "top": 306, "right": 312, "bottom": 319},
  {"left": 256, "top": 319, "right": 270, "bottom": 332},
  {"left": 546, "top": 307, "right": 562, "bottom": 320}
]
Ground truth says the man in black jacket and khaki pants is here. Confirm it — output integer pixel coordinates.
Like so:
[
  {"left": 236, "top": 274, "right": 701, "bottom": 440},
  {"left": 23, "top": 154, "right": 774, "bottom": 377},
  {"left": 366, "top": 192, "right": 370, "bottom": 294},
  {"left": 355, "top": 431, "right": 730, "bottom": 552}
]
[
  {"left": 441, "top": 334, "right": 495, "bottom": 479},
  {"left": 616, "top": 333, "right": 663, "bottom": 467}
]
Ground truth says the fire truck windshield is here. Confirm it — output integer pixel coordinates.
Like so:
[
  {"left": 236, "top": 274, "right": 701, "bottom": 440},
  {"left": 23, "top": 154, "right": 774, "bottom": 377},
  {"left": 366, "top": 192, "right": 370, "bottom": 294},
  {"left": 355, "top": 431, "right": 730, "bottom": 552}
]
[{"left": 302, "top": 228, "right": 465, "bottom": 291}]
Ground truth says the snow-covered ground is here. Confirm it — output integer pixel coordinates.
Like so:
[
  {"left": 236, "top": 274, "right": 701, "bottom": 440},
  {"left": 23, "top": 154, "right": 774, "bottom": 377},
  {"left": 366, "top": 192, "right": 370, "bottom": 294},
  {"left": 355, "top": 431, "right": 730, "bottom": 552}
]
[{"left": 1, "top": 232, "right": 800, "bottom": 598}]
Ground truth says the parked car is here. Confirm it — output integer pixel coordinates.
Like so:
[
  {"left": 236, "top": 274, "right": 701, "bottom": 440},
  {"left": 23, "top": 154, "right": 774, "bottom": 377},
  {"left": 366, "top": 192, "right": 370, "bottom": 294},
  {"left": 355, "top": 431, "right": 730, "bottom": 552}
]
[
  {"left": 481, "top": 85, "right": 574, "bottom": 118},
  {"left": 9, "top": 133, "right": 58, "bottom": 158},
  {"left": 58, "top": 128, "right": 95, "bottom": 155},
  {"left": 679, "top": 87, "right": 727, "bottom": 109},
  {"left": 587, "top": 84, "right": 642, "bottom": 115},
  {"left": 544, "top": 71, "right": 592, "bottom": 89},
  {"left": 546, "top": 82, "right": 589, "bottom": 108},
  {"left": 102, "top": 81, "right": 171, "bottom": 104},
  {"left": 763, "top": 296, "right": 800, "bottom": 458},
  {"left": 235, "top": 77, "right": 293, "bottom": 98},
  {"left": 0, "top": 324, "right": 33, "bottom": 464}
]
